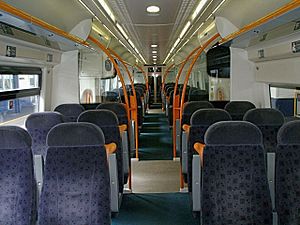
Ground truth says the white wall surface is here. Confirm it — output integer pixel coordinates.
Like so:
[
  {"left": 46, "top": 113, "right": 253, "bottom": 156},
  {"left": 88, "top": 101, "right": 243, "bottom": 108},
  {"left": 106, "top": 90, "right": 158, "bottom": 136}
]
[
  {"left": 230, "top": 47, "right": 269, "bottom": 108},
  {"left": 51, "top": 50, "right": 79, "bottom": 109}
]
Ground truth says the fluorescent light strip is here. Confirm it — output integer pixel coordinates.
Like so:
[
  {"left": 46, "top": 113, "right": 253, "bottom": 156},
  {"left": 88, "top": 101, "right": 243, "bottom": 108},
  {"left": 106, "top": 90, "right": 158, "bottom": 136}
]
[
  {"left": 98, "top": 0, "right": 116, "bottom": 22},
  {"left": 192, "top": 0, "right": 209, "bottom": 20},
  {"left": 128, "top": 39, "right": 135, "bottom": 49},
  {"left": 152, "top": 50, "right": 157, "bottom": 54},
  {"left": 151, "top": 44, "right": 158, "bottom": 48},
  {"left": 116, "top": 23, "right": 129, "bottom": 40},
  {"left": 179, "top": 21, "right": 191, "bottom": 39},
  {"left": 103, "top": 24, "right": 118, "bottom": 39},
  {"left": 173, "top": 38, "right": 181, "bottom": 48}
]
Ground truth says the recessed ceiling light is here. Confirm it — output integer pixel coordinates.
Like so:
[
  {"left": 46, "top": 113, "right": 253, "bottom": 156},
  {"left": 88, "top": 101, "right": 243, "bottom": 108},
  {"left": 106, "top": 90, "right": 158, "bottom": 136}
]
[
  {"left": 147, "top": 5, "right": 160, "bottom": 13},
  {"left": 151, "top": 44, "right": 158, "bottom": 48},
  {"left": 152, "top": 51, "right": 157, "bottom": 54},
  {"left": 153, "top": 58, "right": 157, "bottom": 61},
  {"left": 153, "top": 55, "right": 157, "bottom": 58}
]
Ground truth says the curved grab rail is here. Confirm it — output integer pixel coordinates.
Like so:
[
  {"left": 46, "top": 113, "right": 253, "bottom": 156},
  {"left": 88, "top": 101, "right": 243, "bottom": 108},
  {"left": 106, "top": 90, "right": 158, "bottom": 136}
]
[
  {"left": 88, "top": 36, "right": 131, "bottom": 123},
  {"left": 172, "top": 45, "right": 203, "bottom": 158},
  {"left": 108, "top": 48, "right": 140, "bottom": 159},
  {"left": 135, "top": 64, "right": 149, "bottom": 91},
  {"left": 0, "top": 0, "right": 89, "bottom": 46},
  {"left": 180, "top": 34, "right": 220, "bottom": 120}
]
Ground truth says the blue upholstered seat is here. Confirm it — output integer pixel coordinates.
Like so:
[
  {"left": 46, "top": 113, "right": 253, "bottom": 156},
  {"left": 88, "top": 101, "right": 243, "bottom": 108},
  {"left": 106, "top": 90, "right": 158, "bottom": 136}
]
[
  {"left": 0, "top": 126, "right": 35, "bottom": 225},
  {"left": 187, "top": 109, "right": 231, "bottom": 191},
  {"left": 97, "top": 102, "right": 128, "bottom": 125},
  {"left": 78, "top": 110, "right": 124, "bottom": 193},
  {"left": 224, "top": 101, "right": 256, "bottom": 120},
  {"left": 244, "top": 108, "right": 284, "bottom": 152},
  {"left": 202, "top": 121, "right": 272, "bottom": 225},
  {"left": 25, "top": 112, "right": 64, "bottom": 156},
  {"left": 38, "top": 122, "right": 110, "bottom": 225},
  {"left": 276, "top": 120, "right": 300, "bottom": 224},
  {"left": 181, "top": 101, "right": 214, "bottom": 126},
  {"left": 54, "top": 103, "right": 85, "bottom": 122}
]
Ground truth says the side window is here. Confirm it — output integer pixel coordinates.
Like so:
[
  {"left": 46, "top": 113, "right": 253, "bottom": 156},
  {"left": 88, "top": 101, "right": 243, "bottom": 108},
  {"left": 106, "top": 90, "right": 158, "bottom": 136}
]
[{"left": 0, "top": 67, "right": 41, "bottom": 126}]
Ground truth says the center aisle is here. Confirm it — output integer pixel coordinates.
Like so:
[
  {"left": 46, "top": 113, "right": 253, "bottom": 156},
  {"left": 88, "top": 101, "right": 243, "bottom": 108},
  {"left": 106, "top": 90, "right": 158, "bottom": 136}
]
[
  {"left": 112, "top": 108, "right": 199, "bottom": 225},
  {"left": 112, "top": 193, "right": 200, "bottom": 225},
  {"left": 138, "top": 111, "right": 173, "bottom": 160}
]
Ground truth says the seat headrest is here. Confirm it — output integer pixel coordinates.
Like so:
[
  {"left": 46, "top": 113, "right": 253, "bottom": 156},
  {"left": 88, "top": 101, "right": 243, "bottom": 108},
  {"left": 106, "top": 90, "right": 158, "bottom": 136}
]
[
  {"left": 96, "top": 103, "right": 127, "bottom": 115},
  {"left": 25, "top": 112, "right": 63, "bottom": 129},
  {"left": 243, "top": 108, "right": 284, "bottom": 126},
  {"left": 77, "top": 109, "right": 119, "bottom": 127},
  {"left": 205, "top": 121, "right": 263, "bottom": 145},
  {"left": 54, "top": 104, "right": 85, "bottom": 116},
  {"left": 191, "top": 109, "right": 232, "bottom": 125},
  {"left": 277, "top": 120, "right": 300, "bottom": 145},
  {"left": 225, "top": 101, "right": 256, "bottom": 114},
  {"left": 183, "top": 101, "right": 214, "bottom": 114},
  {"left": 0, "top": 126, "right": 31, "bottom": 149},
  {"left": 47, "top": 122, "right": 105, "bottom": 147}
]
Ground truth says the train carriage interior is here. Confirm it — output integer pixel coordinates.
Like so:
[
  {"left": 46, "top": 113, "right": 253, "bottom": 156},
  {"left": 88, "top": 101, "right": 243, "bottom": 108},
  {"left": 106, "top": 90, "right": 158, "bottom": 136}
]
[{"left": 0, "top": 0, "right": 300, "bottom": 224}]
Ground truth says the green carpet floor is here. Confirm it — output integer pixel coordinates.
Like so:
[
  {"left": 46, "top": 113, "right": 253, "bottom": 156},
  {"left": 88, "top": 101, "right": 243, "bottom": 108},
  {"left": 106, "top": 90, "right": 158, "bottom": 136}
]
[
  {"left": 112, "top": 193, "right": 199, "bottom": 225},
  {"left": 139, "top": 113, "right": 173, "bottom": 160}
]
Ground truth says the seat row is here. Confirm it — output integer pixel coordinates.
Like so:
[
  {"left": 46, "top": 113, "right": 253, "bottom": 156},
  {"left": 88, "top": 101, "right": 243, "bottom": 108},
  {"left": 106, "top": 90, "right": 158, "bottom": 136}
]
[
  {"left": 190, "top": 120, "right": 300, "bottom": 225},
  {"left": 0, "top": 122, "right": 111, "bottom": 225}
]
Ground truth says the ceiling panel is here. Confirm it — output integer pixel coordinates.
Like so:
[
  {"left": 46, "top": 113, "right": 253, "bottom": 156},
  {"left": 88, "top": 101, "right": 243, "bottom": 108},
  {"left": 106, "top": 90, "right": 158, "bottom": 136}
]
[{"left": 109, "top": 0, "right": 197, "bottom": 64}]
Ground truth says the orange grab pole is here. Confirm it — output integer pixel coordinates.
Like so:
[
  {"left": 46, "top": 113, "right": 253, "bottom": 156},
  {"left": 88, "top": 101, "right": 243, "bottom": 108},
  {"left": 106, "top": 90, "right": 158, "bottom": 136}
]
[
  {"left": 0, "top": 0, "right": 89, "bottom": 47},
  {"left": 172, "top": 45, "right": 203, "bottom": 158},
  {"left": 221, "top": 1, "right": 300, "bottom": 44},
  {"left": 88, "top": 36, "right": 131, "bottom": 123},
  {"left": 180, "top": 34, "right": 220, "bottom": 120},
  {"left": 135, "top": 64, "right": 149, "bottom": 91},
  {"left": 162, "top": 63, "right": 175, "bottom": 94},
  {"left": 108, "top": 48, "right": 139, "bottom": 160}
]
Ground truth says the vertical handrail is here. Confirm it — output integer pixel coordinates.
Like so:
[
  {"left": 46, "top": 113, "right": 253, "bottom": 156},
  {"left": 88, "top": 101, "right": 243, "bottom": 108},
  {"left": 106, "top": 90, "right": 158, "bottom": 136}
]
[
  {"left": 172, "top": 46, "right": 202, "bottom": 158},
  {"left": 108, "top": 48, "right": 139, "bottom": 160},
  {"left": 179, "top": 34, "right": 220, "bottom": 119},
  {"left": 88, "top": 36, "right": 131, "bottom": 124}
]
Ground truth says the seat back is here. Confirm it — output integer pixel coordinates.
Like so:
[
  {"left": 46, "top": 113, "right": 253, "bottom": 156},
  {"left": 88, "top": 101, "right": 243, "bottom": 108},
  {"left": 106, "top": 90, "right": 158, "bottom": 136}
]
[
  {"left": 188, "top": 89, "right": 209, "bottom": 102},
  {"left": 187, "top": 109, "right": 231, "bottom": 191},
  {"left": 276, "top": 120, "right": 300, "bottom": 224},
  {"left": 54, "top": 103, "right": 85, "bottom": 122},
  {"left": 244, "top": 108, "right": 284, "bottom": 152},
  {"left": 224, "top": 101, "right": 256, "bottom": 120},
  {"left": 78, "top": 110, "right": 124, "bottom": 193},
  {"left": 181, "top": 101, "right": 214, "bottom": 126},
  {"left": 202, "top": 121, "right": 272, "bottom": 225},
  {"left": 97, "top": 103, "right": 128, "bottom": 125},
  {"left": 38, "top": 123, "right": 110, "bottom": 224},
  {"left": 0, "top": 126, "right": 34, "bottom": 225},
  {"left": 101, "top": 91, "right": 120, "bottom": 102},
  {"left": 25, "top": 112, "right": 64, "bottom": 156}
]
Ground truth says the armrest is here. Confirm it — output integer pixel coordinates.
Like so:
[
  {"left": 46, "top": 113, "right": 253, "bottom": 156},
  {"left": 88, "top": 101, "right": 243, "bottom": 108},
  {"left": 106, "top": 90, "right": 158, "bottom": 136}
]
[
  {"left": 182, "top": 124, "right": 190, "bottom": 133},
  {"left": 119, "top": 124, "right": 127, "bottom": 133},
  {"left": 193, "top": 142, "right": 205, "bottom": 166},
  {"left": 105, "top": 142, "right": 117, "bottom": 155}
]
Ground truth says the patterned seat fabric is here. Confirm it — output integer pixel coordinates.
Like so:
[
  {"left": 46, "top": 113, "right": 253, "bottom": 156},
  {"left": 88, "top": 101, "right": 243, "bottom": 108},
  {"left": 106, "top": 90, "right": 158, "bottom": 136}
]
[
  {"left": 54, "top": 103, "right": 85, "bottom": 122},
  {"left": 97, "top": 103, "right": 128, "bottom": 125},
  {"left": 224, "top": 101, "right": 256, "bottom": 120},
  {"left": 188, "top": 89, "right": 209, "bottom": 102},
  {"left": 181, "top": 101, "right": 214, "bottom": 126},
  {"left": 276, "top": 120, "right": 300, "bottom": 224},
  {"left": 187, "top": 109, "right": 231, "bottom": 192},
  {"left": 202, "top": 121, "right": 272, "bottom": 225},
  {"left": 78, "top": 110, "right": 124, "bottom": 192},
  {"left": 0, "top": 126, "right": 35, "bottom": 225},
  {"left": 25, "top": 112, "right": 64, "bottom": 156},
  {"left": 38, "top": 123, "right": 110, "bottom": 225},
  {"left": 101, "top": 91, "right": 120, "bottom": 103},
  {"left": 244, "top": 108, "right": 284, "bottom": 152}
]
